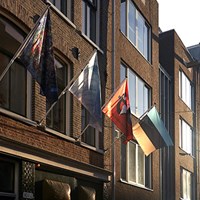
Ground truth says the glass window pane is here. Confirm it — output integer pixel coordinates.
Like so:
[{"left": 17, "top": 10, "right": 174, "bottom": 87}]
[
  {"left": 137, "top": 78, "right": 144, "bottom": 117},
  {"left": 120, "top": 64, "right": 126, "bottom": 81},
  {"left": 90, "top": 7, "right": 96, "bottom": 42},
  {"left": 0, "top": 18, "right": 26, "bottom": 117},
  {"left": 128, "top": 1, "right": 136, "bottom": 45},
  {"left": 10, "top": 62, "right": 26, "bottom": 115},
  {"left": 128, "top": 142, "right": 136, "bottom": 182},
  {"left": 137, "top": 13, "right": 144, "bottom": 54},
  {"left": 144, "top": 24, "right": 149, "bottom": 60},
  {"left": 120, "top": 0, "right": 126, "bottom": 34},
  {"left": 128, "top": 70, "right": 136, "bottom": 114},
  {"left": 138, "top": 146, "right": 145, "bottom": 185},
  {"left": 81, "top": 107, "right": 96, "bottom": 146},
  {"left": 0, "top": 161, "right": 15, "bottom": 193},
  {"left": 46, "top": 59, "right": 67, "bottom": 133},
  {"left": 0, "top": 53, "right": 9, "bottom": 108},
  {"left": 121, "top": 141, "right": 127, "bottom": 180},
  {"left": 82, "top": 0, "right": 97, "bottom": 43},
  {"left": 82, "top": 2, "right": 86, "bottom": 34}
]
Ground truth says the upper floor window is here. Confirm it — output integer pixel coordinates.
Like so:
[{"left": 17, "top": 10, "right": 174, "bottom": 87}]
[
  {"left": 121, "top": 140, "right": 152, "bottom": 188},
  {"left": 120, "top": 63, "right": 151, "bottom": 117},
  {"left": 0, "top": 17, "right": 32, "bottom": 118},
  {"left": 81, "top": 107, "right": 103, "bottom": 150},
  {"left": 181, "top": 168, "right": 193, "bottom": 200},
  {"left": 46, "top": 58, "right": 71, "bottom": 135},
  {"left": 179, "top": 118, "right": 193, "bottom": 155},
  {"left": 82, "top": 0, "right": 100, "bottom": 44},
  {"left": 48, "top": 0, "right": 72, "bottom": 19},
  {"left": 120, "top": 0, "right": 151, "bottom": 61},
  {"left": 179, "top": 70, "right": 193, "bottom": 109}
]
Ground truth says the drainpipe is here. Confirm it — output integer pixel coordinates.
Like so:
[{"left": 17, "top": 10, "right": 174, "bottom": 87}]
[{"left": 111, "top": 0, "right": 116, "bottom": 199}]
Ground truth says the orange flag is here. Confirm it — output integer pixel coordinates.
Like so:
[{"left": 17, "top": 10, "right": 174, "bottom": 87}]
[{"left": 102, "top": 79, "right": 133, "bottom": 142}]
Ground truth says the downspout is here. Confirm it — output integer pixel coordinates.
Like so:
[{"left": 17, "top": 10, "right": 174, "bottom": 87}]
[{"left": 111, "top": 0, "right": 116, "bottom": 199}]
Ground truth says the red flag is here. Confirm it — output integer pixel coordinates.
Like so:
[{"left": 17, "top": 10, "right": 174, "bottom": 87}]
[{"left": 102, "top": 79, "right": 133, "bottom": 142}]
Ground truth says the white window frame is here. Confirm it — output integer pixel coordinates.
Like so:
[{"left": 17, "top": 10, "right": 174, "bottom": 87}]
[
  {"left": 179, "top": 118, "right": 193, "bottom": 155},
  {"left": 120, "top": 63, "right": 150, "bottom": 117},
  {"left": 179, "top": 70, "right": 193, "bottom": 109},
  {"left": 0, "top": 158, "right": 19, "bottom": 200},
  {"left": 82, "top": 0, "right": 100, "bottom": 45},
  {"left": 121, "top": 140, "right": 151, "bottom": 188},
  {"left": 181, "top": 168, "right": 192, "bottom": 200},
  {"left": 0, "top": 17, "right": 32, "bottom": 119}
]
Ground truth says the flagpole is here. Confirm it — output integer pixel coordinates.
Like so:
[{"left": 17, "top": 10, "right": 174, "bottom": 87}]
[
  {"left": 74, "top": 124, "right": 90, "bottom": 141},
  {"left": 38, "top": 49, "right": 97, "bottom": 125},
  {"left": 104, "top": 132, "right": 124, "bottom": 153},
  {"left": 0, "top": 5, "right": 50, "bottom": 82}
]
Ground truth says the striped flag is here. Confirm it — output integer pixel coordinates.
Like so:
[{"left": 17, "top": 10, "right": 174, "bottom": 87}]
[
  {"left": 102, "top": 79, "right": 133, "bottom": 143},
  {"left": 19, "top": 9, "right": 58, "bottom": 104},
  {"left": 69, "top": 51, "right": 102, "bottom": 132},
  {"left": 133, "top": 106, "right": 173, "bottom": 156}
]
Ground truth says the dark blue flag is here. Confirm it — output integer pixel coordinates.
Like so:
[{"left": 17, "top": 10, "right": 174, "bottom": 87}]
[{"left": 19, "top": 9, "right": 58, "bottom": 104}]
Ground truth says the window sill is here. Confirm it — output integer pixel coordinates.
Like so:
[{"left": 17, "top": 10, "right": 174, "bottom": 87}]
[
  {"left": 45, "top": 127, "right": 76, "bottom": 142},
  {"left": 120, "top": 30, "right": 151, "bottom": 65},
  {"left": 0, "top": 107, "right": 37, "bottom": 127},
  {"left": 80, "top": 142, "right": 104, "bottom": 154},
  {"left": 179, "top": 147, "right": 194, "bottom": 158},
  {"left": 120, "top": 179, "right": 153, "bottom": 191},
  {"left": 45, "top": 1, "right": 76, "bottom": 29},
  {"left": 81, "top": 32, "right": 104, "bottom": 54},
  {"left": 45, "top": 127, "right": 104, "bottom": 154},
  {"left": 178, "top": 96, "right": 193, "bottom": 112}
]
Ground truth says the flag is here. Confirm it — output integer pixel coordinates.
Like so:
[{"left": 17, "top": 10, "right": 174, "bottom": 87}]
[
  {"left": 19, "top": 9, "right": 58, "bottom": 104},
  {"left": 102, "top": 79, "right": 133, "bottom": 142},
  {"left": 132, "top": 106, "right": 173, "bottom": 156},
  {"left": 69, "top": 51, "right": 102, "bottom": 132}
]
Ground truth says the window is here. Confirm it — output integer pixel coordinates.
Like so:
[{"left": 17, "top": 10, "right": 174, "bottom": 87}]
[
  {"left": 81, "top": 107, "right": 103, "bottom": 149},
  {"left": 82, "top": 0, "right": 100, "bottom": 44},
  {"left": 120, "top": 0, "right": 151, "bottom": 61},
  {"left": 120, "top": 63, "right": 150, "bottom": 117},
  {"left": 0, "top": 17, "right": 32, "bottom": 118},
  {"left": 159, "top": 67, "right": 171, "bottom": 131},
  {"left": 48, "top": 0, "right": 72, "bottom": 19},
  {"left": 179, "top": 70, "right": 193, "bottom": 109},
  {"left": 0, "top": 159, "right": 19, "bottom": 200},
  {"left": 181, "top": 168, "right": 192, "bottom": 200},
  {"left": 179, "top": 118, "right": 193, "bottom": 155},
  {"left": 121, "top": 140, "right": 152, "bottom": 188},
  {"left": 46, "top": 58, "right": 71, "bottom": 135}
]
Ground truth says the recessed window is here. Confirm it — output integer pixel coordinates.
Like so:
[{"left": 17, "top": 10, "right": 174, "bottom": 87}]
[
  {"left": 46, "top": 58, "right": 71, "bottom": 135},
  {"left": 81, "top": 107, "right": 103, "bottom": 149},
  {"left": 82, "top": 0, "right": 100, "bottom": 44},
  {"left": 179, "top": 118, "right": 193, "bottom": 155},
  {"left": 179, "top": 70, "right": 193, "bottom": 109},
  {"left": 120, "top": 63, "right": 150, "bottom": 117},
  {"left": 48, "top": 0, "right": 72, "bottom": 19},
  {"left": 0, "top": 16, "right": 32, "bottom": 118},
  {"left": 121, "top": 140, "right": 152, "bottom": 188},
  {"left": 120, "top": 0, "right": 151, "bottom": 61},
  {"left": 181, "top": 168, "right": 193, "bottom": 200}
]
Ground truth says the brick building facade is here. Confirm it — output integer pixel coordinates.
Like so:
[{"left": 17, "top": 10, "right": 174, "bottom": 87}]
[{"left": 0, "top": 0, "right": 199, "bottom": 200}]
